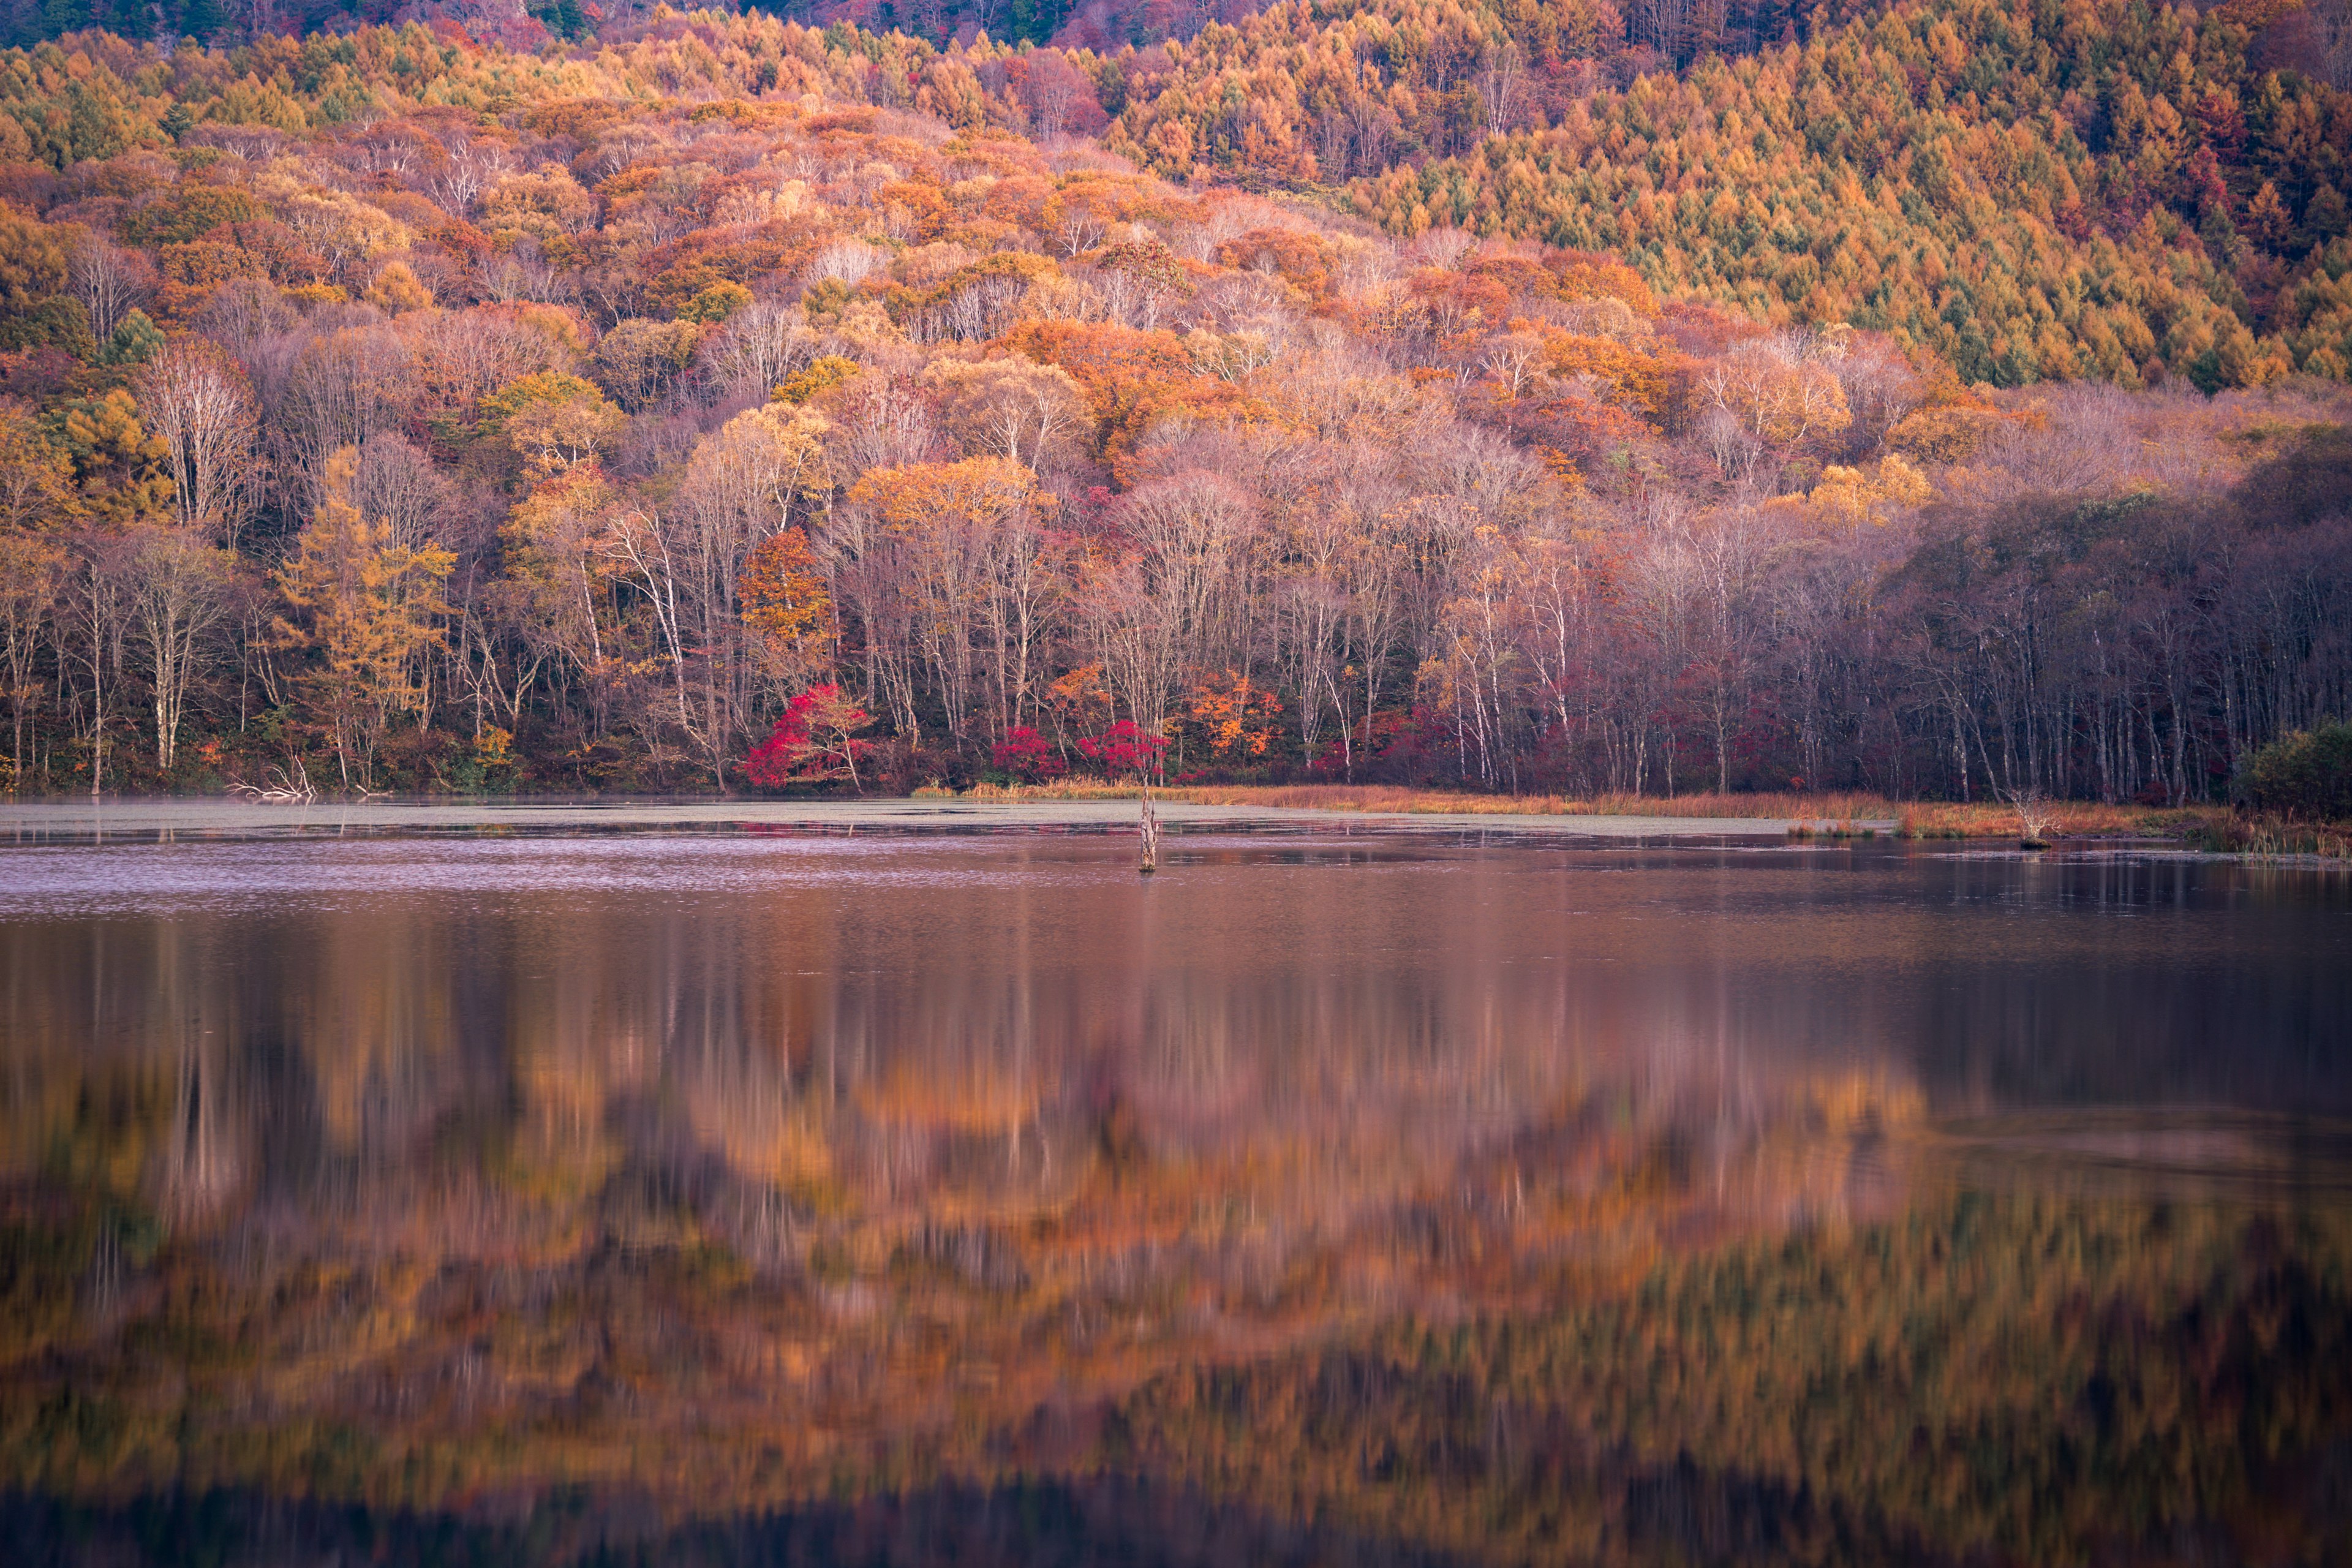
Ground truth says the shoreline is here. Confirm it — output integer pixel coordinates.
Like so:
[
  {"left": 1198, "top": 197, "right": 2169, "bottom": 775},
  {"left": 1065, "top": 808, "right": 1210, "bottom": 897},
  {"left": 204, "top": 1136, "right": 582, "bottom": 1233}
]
[
  {"left": 0, "top": 796, "right": 1847, "bottom": 841},
  {"left": 0, "top": 790, "right": 2337, "bottom": 860}
]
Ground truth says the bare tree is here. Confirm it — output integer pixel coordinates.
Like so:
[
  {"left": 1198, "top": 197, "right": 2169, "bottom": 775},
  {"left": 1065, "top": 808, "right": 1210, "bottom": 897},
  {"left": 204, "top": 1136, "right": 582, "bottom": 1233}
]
[
  {"left": 431, "top": 137, "right": 513, "bottom": 216},
  {"left": 827, "top": 376, "right": 946, "bottom": 475},
  {"left": 1053, "top": 201, "right": 1109, "bottom": 260},
  {"left": 2312, "top": 0, "right": 2352, "bottom": 92},
  {"left": 1831, "top": 333, "right": 1925, "bottom": 457},
  {"left": 1087, "top": 470, "right": 1262, "bottom": 736},
  {"left": 59, "top": 530, "right": 135, "bottom": 797},
  {"left": 922, "top": 358, "right": 1089, "bottom": 473},
  {"left": 407, "top": 307, "right": 570, "bottom": 414},
  {"left": 699, "top": 299, "right": 819, "bottom": 404},
  {"left": 0, "top": 533, "right": 63, "bottom": 783},
  {"left": 125, "top": 524, "right": 237, "bottom": 771},
  {"left": 193, "top": 277, "right": 300, "bottom": 368},
  {"left": 1481, "top": 329, "right": 1548, "bottom": 397},
  {"left": 1478, "top": 43, "right": 1530, "bottom": 139},
  {"left": 279, "top": 326, "right": 415, "bottom": 503},
  {"left": 624, "top": 404, "right": 832, "bottom": 781},
  {"left": 1634, "top": 0, "right": 1692, "bottom": 59},
  {"left": 352, "top": 432, "right": 453, "bottom": 554},
  {"left": 69, "top": 236, "right": 156, "bottom": 342},
  {"left": 137, "top": 338, "right": 262, "bottom": 548},
  {"left": 1017, "top": 51, "right": 1088, "bottom": 141}
]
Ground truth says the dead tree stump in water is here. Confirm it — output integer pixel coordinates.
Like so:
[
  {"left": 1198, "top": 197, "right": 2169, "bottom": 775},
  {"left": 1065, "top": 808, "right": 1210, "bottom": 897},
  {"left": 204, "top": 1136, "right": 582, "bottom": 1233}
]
[{"left": 1139, "top": 785, "right": 1159, "bottom": 874}]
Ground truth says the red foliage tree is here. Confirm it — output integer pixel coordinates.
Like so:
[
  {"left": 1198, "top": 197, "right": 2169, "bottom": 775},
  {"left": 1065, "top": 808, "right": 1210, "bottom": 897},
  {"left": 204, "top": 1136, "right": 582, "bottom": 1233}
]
[
  {"left": 1076, "top": 719, "right": 1166, "bottom": 780},
  {"left": 992, "top": 725, "right": 1068, "bottom": 781},
  {"left": 743, "top": 684, "right": 875, "bottom": 790}
]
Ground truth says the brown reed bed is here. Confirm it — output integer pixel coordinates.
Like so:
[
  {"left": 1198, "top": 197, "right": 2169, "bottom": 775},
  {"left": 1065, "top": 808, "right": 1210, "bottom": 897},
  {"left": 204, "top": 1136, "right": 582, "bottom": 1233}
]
[{"left": 949, "top": 780, "right": 2309, "bottom": 845}]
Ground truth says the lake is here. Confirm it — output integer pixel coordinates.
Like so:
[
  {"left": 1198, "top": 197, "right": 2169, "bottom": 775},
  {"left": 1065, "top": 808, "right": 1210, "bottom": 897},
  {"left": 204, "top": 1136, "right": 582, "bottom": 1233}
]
[{"left": 1, "top": 808, "right": 2348, "bottom": 1565}]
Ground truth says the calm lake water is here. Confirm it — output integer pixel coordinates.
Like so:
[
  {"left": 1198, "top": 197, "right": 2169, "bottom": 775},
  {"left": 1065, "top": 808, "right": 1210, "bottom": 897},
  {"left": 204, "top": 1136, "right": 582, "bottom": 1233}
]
[{"left": 2, "top": 820, "right": 2348, "bottom": 1564}]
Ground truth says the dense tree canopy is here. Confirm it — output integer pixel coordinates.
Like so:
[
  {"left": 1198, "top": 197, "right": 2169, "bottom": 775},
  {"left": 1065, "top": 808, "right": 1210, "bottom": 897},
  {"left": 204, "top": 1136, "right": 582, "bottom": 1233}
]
[
  {"left": 1098, "top": 0, "right": 2352, "bottom": 387},
  {"left": 0, "top": 5, "right": 2342, "bottom": 803}
]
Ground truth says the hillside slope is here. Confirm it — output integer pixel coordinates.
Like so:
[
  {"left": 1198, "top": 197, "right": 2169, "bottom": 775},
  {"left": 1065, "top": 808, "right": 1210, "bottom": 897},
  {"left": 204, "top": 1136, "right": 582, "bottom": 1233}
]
[
  {"left": 1101, "top": 0, "right": 2352, "bottom": 386},
  {"left": 0, "top": 10, "right": 2345, "bottom": 805}
]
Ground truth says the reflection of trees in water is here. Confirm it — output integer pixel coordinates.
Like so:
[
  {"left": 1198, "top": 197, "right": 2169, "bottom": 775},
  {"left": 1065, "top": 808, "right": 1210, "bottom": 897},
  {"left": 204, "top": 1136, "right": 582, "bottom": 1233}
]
[
  {"left": 2, "top": 1195, "right": 2344, "bottom": 1564},
  {"left": 0, "top": 855, "right": 1940, "bottom": 1267},
  {"left": 1909, "top": 855, "right": 2352, "bottom": 1116},
  {"left": 155, "top": 924, "right": 238, "bottom": 1223},
  {"left": 0, "top": 845, "right": 2346, "bottom": 1548},
  {"left": 10, "top": 843, "right": 2340, "bottom": 1274},
  {"left": 1102, "top": 1200, "right": 2352, "bottom": 1567},
  {"left": 0, "top": 863, "right": 1980, "bottom": 1291},
  {"left": 1, "top": 1478, "right": 1474, "bottom": 1568}
]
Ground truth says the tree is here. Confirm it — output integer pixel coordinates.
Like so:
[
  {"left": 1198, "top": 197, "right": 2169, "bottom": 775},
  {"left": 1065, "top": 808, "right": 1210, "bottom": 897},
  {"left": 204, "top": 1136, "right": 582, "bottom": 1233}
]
[
  {"left": 0, "top": 531, "right": 64, "bottom": 783},
  {"left": 497, "top": 466, "right": 617, "bottom": 720},
  {"left": 699, "top": 299, "right": 819, "bottom": 402},
  {"left": 1083, "top": 469, "right": 1261, "bottom": 739},
  {"left": 68, "top": 234, "right": 154, "bottom": 342},
  {"left": 2241, "top": 722, "right": 2352, "bottom": 821},
  {"left": 280, "top": 326, "right": 415, "bottom": 500},
  {"left": 1700, "top": 334, "right": 1853, "bottom": 455},
  {"left": 43, "top": 387, "right": 172, "bottom": 522},
  {"left": 487, "top": 372, "right": 626, "bottom": 478},
  {"left": 921, "top": 356, "right": 1089, "bottom": 472},
  {"left": 351, "top": 432, "right": 453, "bottom": 553},
  {"left": 0, "top": 198, "right": 70, "bottom": 333},
  {"left": 740, "top": 526, "right": 833, "bottom": 676},
  {"left": 592, "top": 317, "right": 702, "bottom": 412},
  {"left": 124, "top": 523, "right": 237, "bottom": 771},
  {"left": 992, "top": 724, "right": 1067, "bottom": 780},
  {"left": 1171, "top": 669, "right": 1284, "bottom": 771},
  {"left": 614, "top": 403, "right": 834, "bottom": 783},
  {"left": 0, "top": 404, "right": 74, "bottom": 534},
  {"left": 840, "top": 456, "right": 1055, "bottom": 744},
  {"left": 274, "top": 448, "right": 455, "bottom": 790},
  {"left": 742, "top": 682, "right": 874, "bottom": 789},
  {"left": 135, "top": 337, "right": 260, "bottom": 546},
  {"left": 0, "top": 7, "right": 2339, "bottom": 807},
  {"left": 58, "top": 526, "right": 134, "bottom": 796},
  {"left": 1076, "top": 717, "right": 1166, "bottom": 779}
]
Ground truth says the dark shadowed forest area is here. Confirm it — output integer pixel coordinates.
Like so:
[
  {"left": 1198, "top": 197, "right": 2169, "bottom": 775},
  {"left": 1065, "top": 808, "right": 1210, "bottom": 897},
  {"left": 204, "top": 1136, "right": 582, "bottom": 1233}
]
[{"left": 0, "top": 0, "right": 2346, "bottom": 805}]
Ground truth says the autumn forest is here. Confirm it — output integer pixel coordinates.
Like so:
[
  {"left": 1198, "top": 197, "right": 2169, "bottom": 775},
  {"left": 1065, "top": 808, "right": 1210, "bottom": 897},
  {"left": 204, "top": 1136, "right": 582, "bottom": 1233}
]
[
  {"left": 0, "top": 0, "right": 2347, "bottom": 804},
  {"left": 4, "top": 4, "right": 2352, "bottom": 1561}
]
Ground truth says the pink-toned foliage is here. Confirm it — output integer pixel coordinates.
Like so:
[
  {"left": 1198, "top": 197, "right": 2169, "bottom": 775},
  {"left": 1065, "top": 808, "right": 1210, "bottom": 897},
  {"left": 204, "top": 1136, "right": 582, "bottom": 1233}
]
[
  {"left": 1076, "top": 719, "right": 1166, "bottom": 779},
  {"left": 744, "top": 684, "right": 875, "bottom": 789},
  {"left": 992, "top": 725, "right": 1069, "bottom": 780}
]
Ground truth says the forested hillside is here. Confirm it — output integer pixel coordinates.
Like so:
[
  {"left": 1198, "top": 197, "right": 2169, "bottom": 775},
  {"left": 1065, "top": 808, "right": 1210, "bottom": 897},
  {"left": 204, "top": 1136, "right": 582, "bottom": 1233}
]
[
  {"left": 1102, "top": 0, "right": 2352, "bottom": 387},
  {"left": 0, "top": 8, "right": 2346, "bottom": 800}
]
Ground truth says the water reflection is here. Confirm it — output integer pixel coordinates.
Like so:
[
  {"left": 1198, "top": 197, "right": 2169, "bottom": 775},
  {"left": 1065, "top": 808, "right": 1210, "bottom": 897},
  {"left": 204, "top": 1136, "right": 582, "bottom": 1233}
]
[{"left": 0, "top": 832, "right": 2347, "bottom": 1562}]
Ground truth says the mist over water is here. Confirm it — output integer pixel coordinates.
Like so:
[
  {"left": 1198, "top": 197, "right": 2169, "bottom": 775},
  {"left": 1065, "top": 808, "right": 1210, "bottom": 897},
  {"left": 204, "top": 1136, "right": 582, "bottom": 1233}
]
[{"left": 2, "top": 825, "right": 2348, "bottom": 1564}]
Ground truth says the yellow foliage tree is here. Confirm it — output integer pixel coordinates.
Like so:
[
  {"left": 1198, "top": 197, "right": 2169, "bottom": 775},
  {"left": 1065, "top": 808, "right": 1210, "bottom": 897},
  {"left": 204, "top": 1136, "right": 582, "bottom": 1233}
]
[
  {"left": 739, "top": 527, "right": 832, "bottom": 679},
  {"left": 274, "top": 448, "right": 455, "bottom": 790}
]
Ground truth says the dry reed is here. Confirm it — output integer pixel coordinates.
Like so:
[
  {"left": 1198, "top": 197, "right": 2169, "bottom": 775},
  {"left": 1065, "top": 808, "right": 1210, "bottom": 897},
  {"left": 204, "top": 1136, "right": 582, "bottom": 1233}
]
[{"left": 952, "top": 782, "right": 2242, "bottom": 841}]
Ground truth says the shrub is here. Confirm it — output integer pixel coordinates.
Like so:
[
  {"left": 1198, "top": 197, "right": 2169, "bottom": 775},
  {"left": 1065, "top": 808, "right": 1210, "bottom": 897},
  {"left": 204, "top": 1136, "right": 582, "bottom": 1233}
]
[
  {"left": 2241, "top": 722, "right": 2352, "bottom": 821},
  {"left": 990, "top": 726, "right": 1066, "bottom": 782}
]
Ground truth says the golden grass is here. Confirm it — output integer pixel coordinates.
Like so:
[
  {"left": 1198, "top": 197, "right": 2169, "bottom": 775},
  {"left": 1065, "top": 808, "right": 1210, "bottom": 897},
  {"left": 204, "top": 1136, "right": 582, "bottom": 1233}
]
[
  {"left": 1888, "top": 798, "right": 2193, "bottom": 840},
  {"left": 1172, "top": 784, "right": 1903, "bottom": 821},
  {"left": 959, "top": 778, "right": 1141, "bottom": 801},
  {"left": 960, "top": 782, "right": 2215, "bottom": 839}
]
